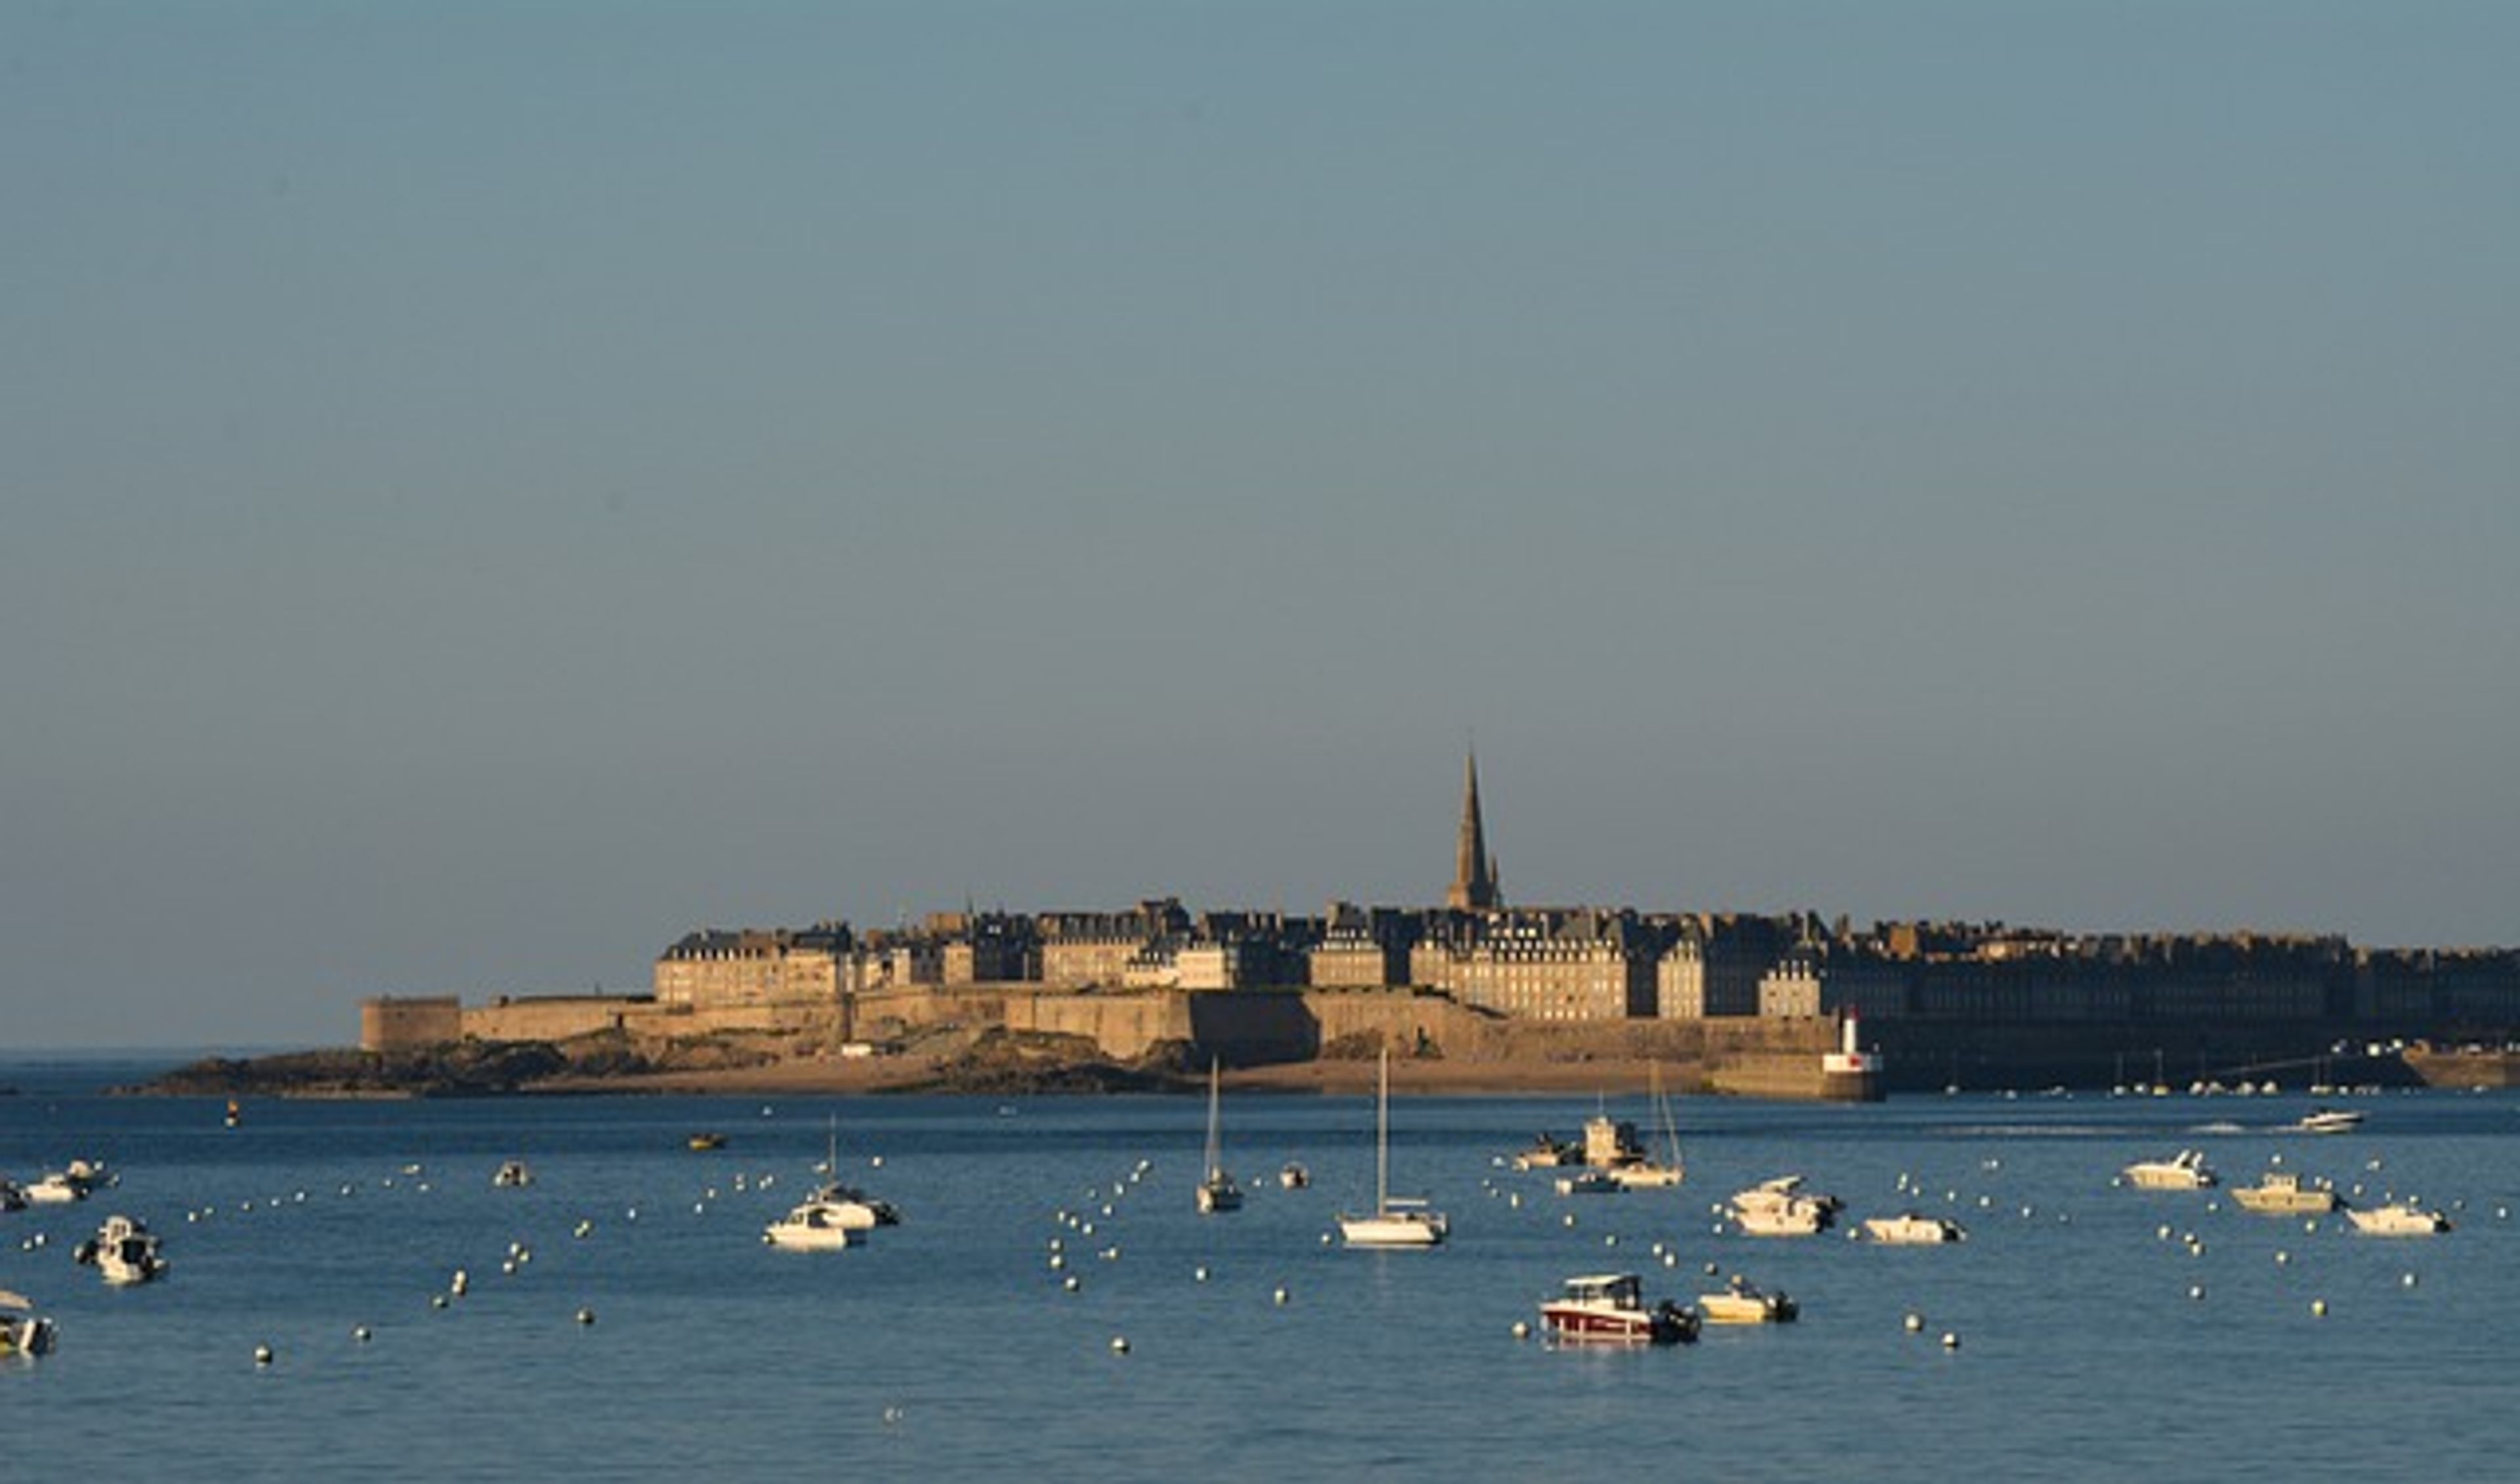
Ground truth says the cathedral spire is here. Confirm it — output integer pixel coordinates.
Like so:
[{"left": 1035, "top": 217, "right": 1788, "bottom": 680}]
[{"left": 1448, "top": 749, "right": 1500, "bottom": 911}]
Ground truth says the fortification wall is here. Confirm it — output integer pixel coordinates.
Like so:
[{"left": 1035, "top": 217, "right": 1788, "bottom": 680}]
[{"left": 361, "top": 996, "right": 461, "bottom": 1052}]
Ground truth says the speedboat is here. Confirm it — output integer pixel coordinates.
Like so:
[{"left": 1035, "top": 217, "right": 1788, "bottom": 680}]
[
  {"left": 74, "top": 1214, "right": 167, "bottom": 1285},
  {"left": 2343, "top": 1201, "right": 2452, "bottom": 1236},
  {"left": 2121, "top": 1149, "right": 2218, "bottom": 1189},
  {"left": 2296, "top": 1107, "right": 2365, "bottom": 1134},
  {"left": 492, "top": 1161, "right": 534, "bottom": 1189},
  {"left": 23, "top": 1172, "right": 86, "bottom": 1205},
  {"left": 1697, "top": 1274, "right": 1797, "bottom": 1325},
  {"left": 1540, "top": 1273, "right": 1698, "bottom": 1345},
  {"left": 1729, "top": 1176, "right": 1841, "bottom": 1237},
  {"left": 0, "top": 1289, "right": 56, "bottom": 1358},
  {"left": 763, "top": 1200, "right": 856, "bottom": 1251},
  {"left": 1555, "top": 1168, "right": 1623, "bottom": 1196},
  {"left": 1510, "top": 1134, "right": 1580, "bottom": 1170},
  {"left": 1861, "top": 1212, "right": 1968, "bottom": 1244},
  {"left": 2231, "top": 1171, "right": 2338, "bottom": 1214},
  {"left": 688, "top": 1132, "right": 727, "bottom": 1152}
]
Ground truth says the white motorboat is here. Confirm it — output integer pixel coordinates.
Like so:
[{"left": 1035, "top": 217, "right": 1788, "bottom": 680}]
[
  {"left": 1697, "top": 1274, "right": 1797, "bottom": 1325},
  {"left": 0, "top": 1289, "right": 56, "bottom": 1358},
  {"left": 492, "top": 1161, "right": 534, "bottom": 1189},
  {"left": 1729, "top": 1175, "right": 1841, "bottom": 1237},
  {"left": 1196, "top": 1058, "right": 1242, "bottom": 1214},
  {"left": 1861, "top": 1212, "right": 1968, "bottom": 1245},
  {"left": 23, "top": 1172, "right": 86, "bottom": 1205},
  {"left": 2231, "top": 1171, "right": 2338, "bottom": 1215},
  {"left": 2343, "top": 1201, "right": 2452, "bottom": 1236},
  {"left": 2121, "top": 1149, "right": 2218, "bottom": 1189},
  {"left": 1539, "top": 1273, "right": 1698, "bottom": 1345},
  {"left": 2296, "top": 1107, "right": 2365, "bottom": 1134},
  {"left": 763, "top": 1201, "right": 856, "bottom": 1251},
  {"left": 74, "top": 1214, "right": 167, "bottom": 1285},
  {"left": 1338, "top": 1049, "right": 1447, "bottom": 1248}
]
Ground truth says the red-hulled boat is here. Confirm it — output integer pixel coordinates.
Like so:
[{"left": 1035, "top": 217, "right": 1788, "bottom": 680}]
[{"left": 1539, "top": 1273, "right": 1698, "bottom": 1345}]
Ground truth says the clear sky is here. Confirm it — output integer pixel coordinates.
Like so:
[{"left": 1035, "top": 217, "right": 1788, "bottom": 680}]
[{"left": 6, "top": 2, "right": 2513, "bottom": 1048}]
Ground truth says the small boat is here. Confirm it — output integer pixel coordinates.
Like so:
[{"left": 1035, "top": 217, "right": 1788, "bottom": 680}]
[
  {"left": 1608, "top": 1065, "right": 1686, "bottom": 1189},
  {"left": 492, "top": 1161, "right": 534, "bottom": 1189},
  {"left": 1510, "top": 1134, "right": 1581, "bottom": 1170},
  {"left": 0, "top": 1180, "right": 24, "bottom": 1213},
  {"left": 224, "top": 1100, "right": 241, "bottom": 1128},
  {"left": 1582, "top": 1109, "right": 1648, "bottom": 1170},
  {"left": 2343, "top": 1201, "right": 2452, "bottom": 1236},
  {"left": 22, "top": 1172, "right": 85, "bottom": 1205},
  {"left": 0, "top": 1289, "right": 56, "bottom": 1358},
  {"left": 1540, "top": 1273, "right": 1698, "bottom": 1345},
  {"left": 2120, "top": 1149, "right": 2218, "bottom": 1189},
  {"left": 687, "top": 1132, "right": 727, "bottom": 1152},
  {"left": 2231, "top": 1171, "right": 2338, "bottom": 1215},
  {"left": 1278, "top": 1163, "right": 1310, "bottom": 1190},
  {"left": 1555, "top": 1168, "right": 1623, "bottom": 1196},
  {"left": 1729, "top": 1176, "right": 1841, "bottom": 1237},
  {"left": 802, "top": 1117, "right": 901, "bottom": 1228},
  {"left": 763, "top": 1201, "right": 856, "bottom": 1252},
  {"left": 1338, "top": 1049, "right": 1448, "bottom": 1248},
  {"left": 1697, "top": 1273, "right": 1797, "bottom": 1325},
  {"left": 2296, "top": 1107, "right": 2365, "bottom": 1134},
  {"left": 1861, "top": 1212, "right": 1968, "bottom": 1245},
  {"left": 1196, "top": 1058, "right": 1242, "bottom": 1215},
  {"left": 73, "top": 1214, "right": 167, "bottom": 1285}
]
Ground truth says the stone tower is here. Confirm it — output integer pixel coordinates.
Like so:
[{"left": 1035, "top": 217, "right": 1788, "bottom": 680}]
[{"left": 1447, "top": 749, "right": 1501, "bottom": 911}]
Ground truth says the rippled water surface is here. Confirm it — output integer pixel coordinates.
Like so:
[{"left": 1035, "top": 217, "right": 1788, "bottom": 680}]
[{"left": 5, "top": 1061, "right": 2515, "bottom": 1481}]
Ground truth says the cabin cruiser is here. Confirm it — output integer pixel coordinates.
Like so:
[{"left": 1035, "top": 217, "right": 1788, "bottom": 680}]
[
  {"left": 763, "top": 1201, "right": 856, "bottom": 1251},
  {"left": 1510, "top": 1134, "right": 1580, "bottom": 1170},
  {"left": 492, "top": 1161, "right": 534, "bottom": 1189},
  {"left": 1540, "top": 1273, "right": 1698, "bottom": 1344},
  {"left": 2231, "top": 1171, "right": 2338, "bottom": 1214},
  {"left": 0, "top": 1289, "right": 56, "bottom": 1358},
  {"left": 798, "top": 1182, "right": 900, "bottom": 1230},
  {"left": 2343, "top": 1201, "right": 2452, "bottom": 1236},
  {"left": 1861, "top": 1212, "right": 1968, "bottom": 1245},
  {"left": 1697, "top": 1273, "right": 1797, "bottom": 1325},
  {"left": 1729, "top": 1176, "right": 1841, "bottom": 1237},
  {"left": 74, "top": 1214, "right": 167, "bottom": 1285},
  {"left": 2121, "top": 1149, "right": 2218, "bottom": 1189},
  {"left": 2296, "top": 1107, "right": 2365, "bottom": 1135}
]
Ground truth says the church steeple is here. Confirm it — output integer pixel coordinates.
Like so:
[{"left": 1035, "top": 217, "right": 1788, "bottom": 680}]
[{"left": 1448, "top": 749, "right": 1500, "bottom": 911}]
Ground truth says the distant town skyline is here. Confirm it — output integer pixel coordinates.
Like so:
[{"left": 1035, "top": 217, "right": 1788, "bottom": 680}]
[{"left": 7, "top": 3, "right": 2515, "bottom": 1048}]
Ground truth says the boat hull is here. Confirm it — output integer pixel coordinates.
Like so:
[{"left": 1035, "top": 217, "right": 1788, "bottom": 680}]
[
  {"left": 1541, "top": 1304, "right": 1696, "bottom": 1345},
  {"left": 1338, "top": 1213, "right": 1447, "bottom": 1248}
]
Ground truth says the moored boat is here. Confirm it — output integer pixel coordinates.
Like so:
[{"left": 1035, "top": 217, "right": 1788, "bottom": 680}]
[
  {"left": 2121, "top": 1149, "right": 2217, "bottom": 1189},
  {"left": 2231, "top": 1171, "right": 2337, "bottom": 1215},
  {"left": 1729, "top": 1175, "right": 1841, "bottom": 1237},
  {"left": 1196, "top": 1058, "right": 1242, "bottom": 1214},
  {"left": 763, "top": 1200, "right": 856, "bottom": 1251},
  {"left": 1539, "top": 1273, "right": 1698, "bottom": 1345},
  {"left": 1279, "top": 1163, "right": 1310, "bottom": 1190},
  {"left": 2343, "top": 1201, "right": 2451, "bottom": 1236},
  {"left": 2295, "top": 1107, "right": 2364, "bottom": 1134},
  {"left": 1697, "top": 1274, "right": 1797, "bottom": 1325},
  {"left": 1509, "top": 1134, "right": 1580, "bottom": 1171},
  {"left": 1338, "top": 1049, "right": 1447, "bottom": 1248},
  {"left": 1860, "top": 1212, "right": 1967, "bottom": 1245},
  {"left": 1555, "top": 1168, "right": 1622, "bottom": 1196},
  {"left": 492, "top": 1161, "right": 533, "bottom": 1189},
  {"left": 73, "top": 1214, "right": 167, "bottom": 1285},
  {"left": 0, "top": 1289, "right": 56, "bottom": 1358},
  {"left": 22, "top": 1172, "right": 86, "bottom": 1206}
]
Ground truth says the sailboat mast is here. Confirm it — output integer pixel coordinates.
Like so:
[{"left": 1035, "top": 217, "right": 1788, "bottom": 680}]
[{"left": 1376, "top": 1047, "right": 1391, "bottom": 1211}]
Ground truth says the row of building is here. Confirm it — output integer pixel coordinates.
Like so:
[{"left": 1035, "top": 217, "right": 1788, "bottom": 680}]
[{"left": 650, "top": 899, "right": 2520, "bottom": 1031}]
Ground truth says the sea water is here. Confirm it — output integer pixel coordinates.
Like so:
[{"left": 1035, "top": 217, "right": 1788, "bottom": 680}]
[{"left": 3, "top": 1060, "right": 2515, "bottom": 1481}]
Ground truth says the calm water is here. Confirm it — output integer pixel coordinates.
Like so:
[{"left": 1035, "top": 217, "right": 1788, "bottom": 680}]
[{"left": 5, "top": 1060, "right": 2515, "bottom": 1481}]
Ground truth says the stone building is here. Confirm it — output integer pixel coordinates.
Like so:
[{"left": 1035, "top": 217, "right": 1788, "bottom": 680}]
[{"left": 652, "top": 922, "right": 853, "bottom": 1009}]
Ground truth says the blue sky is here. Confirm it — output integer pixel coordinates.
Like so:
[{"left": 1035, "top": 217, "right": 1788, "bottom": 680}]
[{"left": 6, "top": 2, "right": 2513, "bottom": 1046}]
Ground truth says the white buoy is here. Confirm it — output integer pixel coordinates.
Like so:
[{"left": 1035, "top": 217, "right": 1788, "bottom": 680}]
[
  {"left": 2275, "top": 1251, "right": 2290, "bottom": 1266},
  {"left": 881, "top": 1406, "right": 904, "bottom": 1425},
  {"left": 2403, "top": 1272, "right": 2419, "bottom": 1288},
  {"left": 255, "top": 1345, "right": 274, "bottom": 1367},
  {"left": 576, "top": 1308, "right": 595, "bottom": 1325},
  {"left": 2311, "top": 1299, "right": 2328, "bottom": 1317},
  {"left": 1049, "top": 1254, "right": 1066, "bottom": 1270},
  {"left": 1904, "top": 1313, "right": 1925, "bottom": 1332},
  {"left": 1511, "top": 1320, "right": 1530, "bottom": 1339},
  {"left": 2189, "top": 1285, "right": 2206, "bottom": 1301},
  {"left": 353, "top": 1326, "right": 371, "bottom": 1342},
  {"left": 1941, "top": 1332, "right": 1960, "bottom": 1350},
  {"left": 1110, "top": 1336, "right": 1130, "bottom": 1354},
  {"left": 1194, "top": 1266, "right": 1209, "bottom": 1282},
  {"left": 430, "top": 1294, "right": 449, "bottom": 1309},
  {"left": 1274, "top": 1287, "right": 1291, "bottom": 1306},
  {"left": 1063, "top": 1275, "right": 1081, "bottom": 1292}
]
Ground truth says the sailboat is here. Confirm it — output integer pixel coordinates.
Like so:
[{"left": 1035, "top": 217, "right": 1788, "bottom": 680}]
[
  {"left": 1610, "top": 1065, "right": 1685, "bottom": 1189},
  {"left": 1337, "top": 1048, "right": 1447, "bottom": 1248},
  {"left": 1196, "top": 1058, "right": 1243, "bottom": 1214}
]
